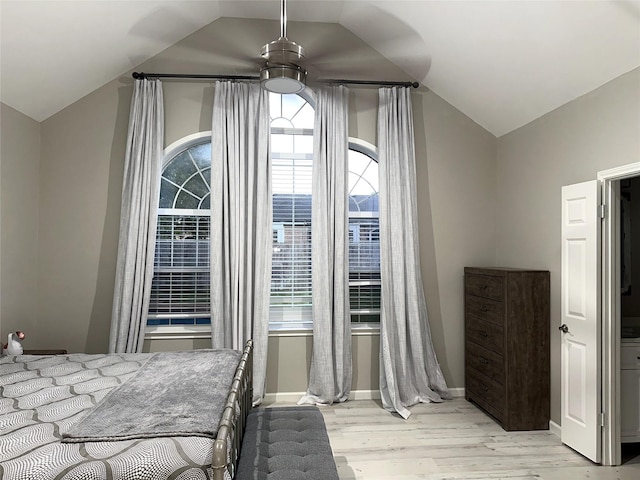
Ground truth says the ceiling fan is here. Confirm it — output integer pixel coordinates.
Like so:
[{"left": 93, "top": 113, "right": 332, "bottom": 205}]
[{"left": 259, "top": 0, "right": 307, "bottom": 94}]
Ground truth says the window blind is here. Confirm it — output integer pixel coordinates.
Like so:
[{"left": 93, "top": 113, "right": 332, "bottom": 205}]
[
  {"left": 348, "top": 214, "right": 381, "bottom": 323},
  {"left": 270, "top": 154, "right": 313, "bottom": 327},
  {"left": 148, "top": 212, "right": 211, "bottom": 325},
  {"left": 348, "top": 146, "right": 381, "bottom": 324}
]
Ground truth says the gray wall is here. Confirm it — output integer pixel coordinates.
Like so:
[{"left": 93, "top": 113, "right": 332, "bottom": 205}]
[
  {"left": 0, "top": 17, "right": 497, "bottom": 396},
  {"left": 413, "top": 90, "right": 497, "bottom": 387},
  {"left": 496, "top": 67, "right": 640, "bottom": 423},
  {"left": 1, "top": 104, "right": 41, "bottom": 343},
  {"left": 38, "top": 82, "right": 129, "bottom": 354}
]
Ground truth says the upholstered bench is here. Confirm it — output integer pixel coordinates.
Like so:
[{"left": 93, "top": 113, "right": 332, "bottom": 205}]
[{"left": 235, "top": 406, "right": 340, "bottom": 480}]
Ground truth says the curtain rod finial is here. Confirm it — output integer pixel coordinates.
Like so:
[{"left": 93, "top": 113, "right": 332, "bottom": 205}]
[
  {"left": 411, "top": 82, "right": 419, "bottom": 89},
  {"left": 132, "top": 72, "right": 144, "bottom": 79}
]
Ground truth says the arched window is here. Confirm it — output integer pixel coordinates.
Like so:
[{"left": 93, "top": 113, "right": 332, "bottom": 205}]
[
  {"left": 269, "top": 92, "right": 315, "bottom": 328},
  {"left": 147, "top": 134, "right": 212, "bottom": 327},
  {"left": 268, "top": 93, "right": 380, "bottom": 328},
  {"left": 147, "top": 92, "right": 380, "bottom": 330}
]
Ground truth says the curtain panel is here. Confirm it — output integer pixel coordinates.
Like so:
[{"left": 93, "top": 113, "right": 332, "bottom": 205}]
[
  {"left": 378, "top": 86, "right": 450, "bottom": 419},
  {"left": 109, "top": 79, "right": 164, "bottom": 353},
  {"left": 210, "top": 81, "right": 272, "bottom": 405},
  {"left": 299, "top": 85, "right": 352, "bottom": 405}
]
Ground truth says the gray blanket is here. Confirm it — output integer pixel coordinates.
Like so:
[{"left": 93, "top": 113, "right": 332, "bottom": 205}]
[{"left": 62, "top": 349, "right": 242, "bottom": 442}]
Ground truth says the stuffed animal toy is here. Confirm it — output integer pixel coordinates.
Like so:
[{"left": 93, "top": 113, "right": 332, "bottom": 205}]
[{"left": 2, "top": 331, "right": 25, "bottom": 355}]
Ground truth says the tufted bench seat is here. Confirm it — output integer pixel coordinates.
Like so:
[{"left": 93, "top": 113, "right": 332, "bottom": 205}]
[{"left": 235, "top": 406, "right": 340, "bottom": 480}]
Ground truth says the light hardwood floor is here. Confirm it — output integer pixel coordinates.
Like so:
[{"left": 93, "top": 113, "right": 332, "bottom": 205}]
[{"left": 268, "top": 398, "right": 640, "bottom": 480}]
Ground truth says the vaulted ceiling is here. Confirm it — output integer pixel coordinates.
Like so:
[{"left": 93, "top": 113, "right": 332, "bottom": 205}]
[{"left": 1, "top": 1, "right": 638, "bottom": 136}]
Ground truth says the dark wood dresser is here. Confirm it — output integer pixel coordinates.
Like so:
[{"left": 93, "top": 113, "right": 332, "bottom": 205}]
[{"left": 464, "top": 267, "right": 550, "bottom": 431}]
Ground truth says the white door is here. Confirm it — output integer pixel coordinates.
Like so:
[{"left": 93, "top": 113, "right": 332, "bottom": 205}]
[{"left": 560, "top": 180, "right": 601, "bottom": 463}]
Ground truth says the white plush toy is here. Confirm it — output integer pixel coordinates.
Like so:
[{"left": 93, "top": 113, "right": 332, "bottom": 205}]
[{"left": 2, "top": 331, "right": 25, "bottom": 355}]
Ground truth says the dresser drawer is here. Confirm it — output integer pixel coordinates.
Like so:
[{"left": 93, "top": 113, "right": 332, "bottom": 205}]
[
  {"left": 466, "top": 367, "right": 505, "bottom": 419},
  {"left": 466, "top": 274, "right": 504, "bottom": 301},
  {"left": 465, "top": 295, "right": 503, "bottom": 325},
  {"left": 466, "top": 316, "right": 504, "bottom": 355},
  {"left": 466, "top": 341, "right": 504, "bottom": 385}
]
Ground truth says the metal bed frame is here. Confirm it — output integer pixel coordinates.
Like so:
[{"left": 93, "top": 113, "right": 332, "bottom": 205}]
[{"left": 212, "top": 339, "right": 254, "bottom": 480}]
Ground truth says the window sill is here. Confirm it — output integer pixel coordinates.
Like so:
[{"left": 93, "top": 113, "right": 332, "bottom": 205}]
[
  {"left": 266, "top": 325, "right": 381, "bottom": 337},
  {"left": 145, "top": 325, "right": 211, "bottom": 340},
  {"left": 144, "top": 324, "right": 380, "bottom": 340}
]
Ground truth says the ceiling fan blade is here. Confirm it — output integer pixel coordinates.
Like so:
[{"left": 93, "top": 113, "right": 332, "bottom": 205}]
[
  {"left": 285, "top": 19, "right": 430, "bottom": 83},
  {"left": 339, "top": 2, "right": 431, "bottom": 82}
]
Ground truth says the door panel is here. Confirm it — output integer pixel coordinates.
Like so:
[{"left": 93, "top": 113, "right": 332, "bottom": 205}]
[
  {"left": 561, "top": 180, "right": 601, "bottom": 463},
  {"left": 565, "top": 339, "right": 587, "bottom": 425}
]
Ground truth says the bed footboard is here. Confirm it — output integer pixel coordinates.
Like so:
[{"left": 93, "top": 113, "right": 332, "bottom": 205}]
[{"left": 212, "top": 339, "right": 253, "bottom": 480}]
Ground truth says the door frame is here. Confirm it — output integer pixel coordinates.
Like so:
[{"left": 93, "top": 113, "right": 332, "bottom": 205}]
[{"left": 599, "top": 162, "right": 640, "bottom": 466}]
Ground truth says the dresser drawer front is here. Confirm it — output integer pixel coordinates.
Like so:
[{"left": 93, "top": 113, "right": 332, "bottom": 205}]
[
  {"left": 465, "top": 295, "right": 503, "bottom": 325},
  {"left": 466, "top": 341, "right": 504, "bottom": 385},
  {"left": 466, "top": 274, "right": 504, "bottom": 301},
  {"left": 466, "top": 316, "right": 504, "bottom": 355},
  {"left": 466, "top": 367, "right": 505, "bottom": 418}
]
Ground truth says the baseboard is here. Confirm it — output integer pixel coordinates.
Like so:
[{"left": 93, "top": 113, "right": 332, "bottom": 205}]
[
  {"left": 350, "top": 389, "right": 382, "bottom": 400},
  {"left": 264, "top": 387, "right": 465, "bottom": 404},
  {"left": 549, "top": 420, "right": 561, "bottom": 437},
  {"left": 264, "top": 389, "right": 381, "bottom": 404},
  {"left": 449, "top": 387, "right": 465, "bottom": 398},
  {"left": 262, "top": 392, "right": 306, "bottom": 404}
]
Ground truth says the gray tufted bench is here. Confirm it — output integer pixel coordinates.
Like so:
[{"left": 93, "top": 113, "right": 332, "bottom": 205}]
[{"left": 235, "top": 406, "right": 340, "bottom": 480}]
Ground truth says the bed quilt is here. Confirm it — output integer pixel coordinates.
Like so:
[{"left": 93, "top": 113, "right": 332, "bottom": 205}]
[{"left": 0, "top": 353, "right": 225, "bottom": 480}]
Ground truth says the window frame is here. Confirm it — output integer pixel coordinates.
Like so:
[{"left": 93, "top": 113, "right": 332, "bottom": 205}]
[
  {"left": 268, "top": 91, "right": 315, "bottom": 331},
  {"left": 346, "top": 137, "right": 381, "bottom": 331},
  {"left": 146, "top": 132, "right": 213, "bottom": 340}
]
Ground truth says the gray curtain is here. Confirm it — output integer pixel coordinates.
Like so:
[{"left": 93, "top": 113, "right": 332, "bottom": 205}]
[
  {"left": 210, "top": 81, "right": 271, "bottom": 405},
  {"left": 109, "top": 79, "right": 164, "bottom": 353},
  {"left": 378, "top": 86, "right": 450, "bottom": 419},
  {"left": 299, "top": 85, "right": 352, "bottom": 405}
]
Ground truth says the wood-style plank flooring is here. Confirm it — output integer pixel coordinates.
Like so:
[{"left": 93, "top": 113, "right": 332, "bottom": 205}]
[{"left": 266, "top": 398, "right": 640, "bottom": 480}]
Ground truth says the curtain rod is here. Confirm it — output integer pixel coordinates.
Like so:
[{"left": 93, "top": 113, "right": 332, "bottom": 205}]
[{"left": 131, "top": 72, "right": 419, "bottom": 89}]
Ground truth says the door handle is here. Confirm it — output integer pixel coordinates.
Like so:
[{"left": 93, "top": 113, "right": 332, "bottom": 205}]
[{"left": 559, "top": 324, "right": 569, "bottom": 334}]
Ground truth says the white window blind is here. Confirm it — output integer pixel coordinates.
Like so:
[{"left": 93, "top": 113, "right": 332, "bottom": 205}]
[
  {"left": 270, "top": 151, "right": 314, "bottom": 327},
  {"left": 148, "top": 213, "right": 211, "bottom": 321}
]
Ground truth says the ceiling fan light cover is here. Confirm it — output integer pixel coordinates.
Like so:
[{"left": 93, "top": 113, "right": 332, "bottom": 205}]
[{"left": 260, "top": 65, "right": 307, "bottom": 94}]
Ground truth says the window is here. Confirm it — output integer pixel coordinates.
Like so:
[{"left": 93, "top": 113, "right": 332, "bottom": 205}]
[
  {"left": 347, "top": 142, "right": 380, "bottom": 324},
  {"left": 269, "top": 93, "right": 380, "bottom": 328},
  {"left": 147, "top": 135, "right": 212, "bottom": 327},
  {"left": 269, "top": 93, "right": 315, "bottom": 328},
  {"left": 147, "top": 93, "right": 381, "bottom": 331}
]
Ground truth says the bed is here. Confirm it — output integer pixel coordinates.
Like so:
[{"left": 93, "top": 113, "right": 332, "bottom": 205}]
[{"left": 0, "top": 340, "right": 253, "bottom": 480}]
